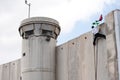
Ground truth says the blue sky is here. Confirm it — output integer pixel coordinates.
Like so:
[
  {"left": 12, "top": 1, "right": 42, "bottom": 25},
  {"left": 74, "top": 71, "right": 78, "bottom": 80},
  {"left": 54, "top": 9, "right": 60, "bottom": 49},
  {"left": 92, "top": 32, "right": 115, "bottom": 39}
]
[{"left": 0, "top": 0, "right": 120, "bottom": 64}]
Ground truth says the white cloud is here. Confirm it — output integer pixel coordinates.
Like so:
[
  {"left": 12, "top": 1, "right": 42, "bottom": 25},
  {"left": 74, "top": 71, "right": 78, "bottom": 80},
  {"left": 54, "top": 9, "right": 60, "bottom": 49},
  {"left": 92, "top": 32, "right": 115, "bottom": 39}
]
[
  {"left": 0, "top": 0, "right": 116, "bottom": 64},
  {"left": 30, "top": 0, "right": 116, "bottom": 34}
]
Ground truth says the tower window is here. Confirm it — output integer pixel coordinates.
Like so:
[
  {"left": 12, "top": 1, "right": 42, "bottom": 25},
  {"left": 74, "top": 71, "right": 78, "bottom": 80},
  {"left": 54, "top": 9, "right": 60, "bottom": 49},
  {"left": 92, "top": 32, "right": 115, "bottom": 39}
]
[
  {"left": 24, "top": 30, "right": 34, "bottom": 39},
  {"left": 42, "top": 30, "right": 52, "bottom": 37},
  {"left": 25, "top": 30, "right": 34, "bottom": 36}
]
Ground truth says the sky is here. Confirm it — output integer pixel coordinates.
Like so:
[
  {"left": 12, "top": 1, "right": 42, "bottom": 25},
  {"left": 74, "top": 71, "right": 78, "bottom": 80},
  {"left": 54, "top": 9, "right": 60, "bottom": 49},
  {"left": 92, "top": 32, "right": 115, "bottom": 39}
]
[{"left": 0, "top": 0, "right": 120, "bottom": 64}]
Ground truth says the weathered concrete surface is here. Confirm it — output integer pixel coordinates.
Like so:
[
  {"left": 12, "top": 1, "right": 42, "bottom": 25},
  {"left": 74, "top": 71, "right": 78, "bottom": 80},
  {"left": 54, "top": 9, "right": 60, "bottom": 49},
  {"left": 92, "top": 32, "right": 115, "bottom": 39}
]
[
  {"left": 20, "top": 17, "right": 60, "bottom": 80},
  {"left": 0, "top": 59, "right": 21, "bottom": 80},
  {"left": 97, "top": 23, "right": 109, "bottom": 80},
  {"left": 56, "top": 23, "right": 111, "bottom": 80},
  {"left": 56, "top": 43, "right": 69, "bottom": 80},
  {"left": 56, "top": 10, "right": 120, "bottom": 80},
  {"left": 114, "top": 10, "right": 120, "bottom": 80},
  {"left": 105, "top": 10, "right": 119, "bottom": 80},
  {"left": 57, "top": 32, "right": 95, "bottom": 80}
]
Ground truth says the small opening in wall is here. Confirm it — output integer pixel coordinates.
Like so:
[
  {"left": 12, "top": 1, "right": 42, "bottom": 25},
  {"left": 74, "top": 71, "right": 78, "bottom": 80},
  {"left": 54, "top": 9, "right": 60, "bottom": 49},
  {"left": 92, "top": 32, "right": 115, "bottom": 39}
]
[
  {"left": 72, "top": 42, "right": 74, "bottom": 45},
  {"left": 42, "top": 30, "right": 52, "bottom": 37},
  {"left": 23, "top": 30, "right": 34, "bottom": 39},
  {"left": 23, "top": 53, "right": 26, "bottom": 57},
  {"left": 85, "top": 37, "right": 87, "bottom": 39},
  {"left": 61, "top": 47, "right": 63, "bottom": 50},
  {"left": 25, "top": 30, "right": 34, "bottom": 36}
]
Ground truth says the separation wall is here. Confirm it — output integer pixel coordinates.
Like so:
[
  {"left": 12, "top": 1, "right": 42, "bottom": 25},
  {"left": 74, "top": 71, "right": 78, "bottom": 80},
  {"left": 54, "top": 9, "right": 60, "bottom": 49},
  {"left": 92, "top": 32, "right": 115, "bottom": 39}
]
[
  {"left": 114, "top": 10, "right": 120, "bottom": 80},
  {"left": 56, "top": 23, "right": 110, "bottom": 80},
  {"left": 105, "top": 10, "right": 119, "bottom": 80},
  {"left": 0, "top": 59, "right": 21, "bottom": 80},
  {"left": 56, "top": 10, "right": 119, "bottom": 80},
  {"left": 0, "top": 10, "right": 119, "bottom": 80},
  {"left": 56, "top": 31, "right": 95, "bottom": 80}
]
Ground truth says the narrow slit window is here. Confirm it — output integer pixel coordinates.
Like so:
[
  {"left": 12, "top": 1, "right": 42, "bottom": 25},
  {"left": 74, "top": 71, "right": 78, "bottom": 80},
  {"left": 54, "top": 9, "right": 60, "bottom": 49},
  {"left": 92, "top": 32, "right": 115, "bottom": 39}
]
[
  {"left": 25, "top": 30, "right": 34, "bottom": 36},
  {"left": 24, "top": 30, "right": 34, "bottom": 39},
  {"left": 42, "top": 30, "right": 52, "bottom": 36}
]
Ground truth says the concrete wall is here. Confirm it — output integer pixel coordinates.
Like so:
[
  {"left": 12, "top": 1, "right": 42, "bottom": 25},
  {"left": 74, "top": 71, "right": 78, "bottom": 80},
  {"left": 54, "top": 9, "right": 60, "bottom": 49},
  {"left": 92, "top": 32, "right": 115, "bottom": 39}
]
[
  {"left": 56, "top": 10, "right": 119, "bottom": 80},
  {"left": 105, "top": 10, "right": 119, "bottom": 80},
  {"left": 0, "top": 59, "right": 21, "bottom": 80},
  {"left": 56, "top": 31, "right": 95, "bottom": 80},
  {"left": 0, "top": 10, "right": 119, "bottom": 80},
  {"left": 114, "top": 10, "right": 120, "bottom": 80},
  {"left": 56, "top": 23, "right": 110, "bottom": 80}
]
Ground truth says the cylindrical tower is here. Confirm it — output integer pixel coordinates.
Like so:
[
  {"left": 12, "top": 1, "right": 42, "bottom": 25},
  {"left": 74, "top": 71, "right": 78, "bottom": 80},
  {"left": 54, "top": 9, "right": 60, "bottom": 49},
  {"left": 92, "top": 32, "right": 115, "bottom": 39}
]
[{"left": 19, "top": 17, "right": 60, "bottom": 80}]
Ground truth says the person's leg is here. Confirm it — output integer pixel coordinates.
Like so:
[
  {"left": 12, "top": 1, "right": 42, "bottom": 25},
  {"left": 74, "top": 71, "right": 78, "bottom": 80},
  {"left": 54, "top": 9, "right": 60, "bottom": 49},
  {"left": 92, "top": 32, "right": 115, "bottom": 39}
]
[
  {"left": 93, "top": 35, "right": 97, "bottom": 45},
  {"left": 97, "top": 33, "right": 106, "bottom": 39}
]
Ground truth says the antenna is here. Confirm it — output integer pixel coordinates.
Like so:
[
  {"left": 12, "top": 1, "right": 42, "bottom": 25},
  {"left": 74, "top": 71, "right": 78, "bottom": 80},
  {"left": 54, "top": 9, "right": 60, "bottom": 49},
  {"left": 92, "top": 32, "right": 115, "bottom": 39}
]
[{"left": 25, "top": 0, "right": 31, "bottom": 18}]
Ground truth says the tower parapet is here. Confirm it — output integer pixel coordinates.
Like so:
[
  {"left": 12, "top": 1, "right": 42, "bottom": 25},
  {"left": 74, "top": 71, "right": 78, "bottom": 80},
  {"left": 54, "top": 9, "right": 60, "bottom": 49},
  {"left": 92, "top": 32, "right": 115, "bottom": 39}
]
[{"left": 19, "top": 17, "right": 60, "bottom": 40}]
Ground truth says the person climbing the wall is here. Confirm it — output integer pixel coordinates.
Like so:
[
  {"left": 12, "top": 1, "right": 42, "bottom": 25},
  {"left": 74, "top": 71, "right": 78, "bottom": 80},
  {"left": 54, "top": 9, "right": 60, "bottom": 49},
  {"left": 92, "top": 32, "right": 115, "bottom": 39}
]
[{"left": 92, "top": 14, "right": 106, "bottom": 46}]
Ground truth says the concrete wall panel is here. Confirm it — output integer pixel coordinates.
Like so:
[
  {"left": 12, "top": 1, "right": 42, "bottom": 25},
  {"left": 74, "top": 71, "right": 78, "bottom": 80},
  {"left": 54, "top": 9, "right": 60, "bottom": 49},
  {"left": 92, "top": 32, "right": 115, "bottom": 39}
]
[
  {"left": 10, "top": 60, "right": 21, "bottom": 80},
  {"left": 76, "top": 32, "right": 95, "bottom": 80},
  {"left": 56, "top": 43, "right": 69, "bottom": 80},
  {"left": 68, "top": 39, "right": 80, "bottom": 80},
  {"left": 0, "top": 65, "right": 3, "bottom": 80},
  {"left": 95, "top": 24, "right": 109, "bottom": 80},
  {"left": 106, "top": 10, "right": 119, "bottom": 80},
  {"left": 0, "top": 59, "right": 21, "bottom": 80},
  {"left": 114, "top": 10, "right": 120, "bottom": 80},
  {"left": 2, "top": 63, "right": 10, "bottom": 80},
  {"left": 57, "top": 32, "right": 95, "bottom": 80}
]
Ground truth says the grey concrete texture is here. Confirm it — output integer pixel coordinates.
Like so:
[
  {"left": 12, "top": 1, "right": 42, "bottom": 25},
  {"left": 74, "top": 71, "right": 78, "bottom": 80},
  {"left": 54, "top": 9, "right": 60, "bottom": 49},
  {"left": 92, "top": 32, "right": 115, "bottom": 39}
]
[
  {"left": 20, "top": 17, "right": 60, "bottom": 80},
  {"left": 56, "top": 10, "right": 119, "bottom": 80},
  {"left": 19, "top": 17, "right": 60, "bottom": 39},
  {"left": 105, "top": 10, "right": 119, "bottom": 80},
  {"left": 114, "top": 10, "right": 120, "bottom": 80},
  {"left": 0, "top": 60, "right": 21, "bottom": 80},
  {"left": 20, "top": 17, "right": 60, "bottom": 28}
]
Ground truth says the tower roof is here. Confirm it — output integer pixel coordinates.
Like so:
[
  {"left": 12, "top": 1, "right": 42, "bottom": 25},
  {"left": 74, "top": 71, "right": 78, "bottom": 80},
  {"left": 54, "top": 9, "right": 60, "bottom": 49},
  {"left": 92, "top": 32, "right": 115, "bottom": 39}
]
[{"left": 19, "top": 17, "right": 60, "bottom": 31}]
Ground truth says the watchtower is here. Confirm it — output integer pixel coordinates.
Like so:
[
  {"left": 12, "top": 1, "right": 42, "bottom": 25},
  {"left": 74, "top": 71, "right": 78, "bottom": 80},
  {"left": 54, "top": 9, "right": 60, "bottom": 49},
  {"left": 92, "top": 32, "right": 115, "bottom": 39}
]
[{"left": 19, "top": 17, "right": 60, "bottom": 80}]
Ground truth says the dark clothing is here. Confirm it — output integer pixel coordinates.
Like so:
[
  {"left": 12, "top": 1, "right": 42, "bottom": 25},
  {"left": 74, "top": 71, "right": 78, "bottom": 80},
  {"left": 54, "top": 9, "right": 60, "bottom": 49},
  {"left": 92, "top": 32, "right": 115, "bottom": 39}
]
[{"left": 93, "top": 33, "right": 106, "bottom": 45}]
